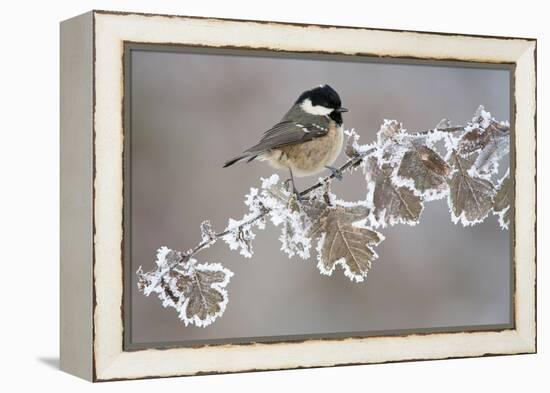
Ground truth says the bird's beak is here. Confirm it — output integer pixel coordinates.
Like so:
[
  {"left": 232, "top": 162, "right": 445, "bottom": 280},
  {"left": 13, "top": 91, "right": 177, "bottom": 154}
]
[{"left": 336, "top": 107, "right": 349, "bottom": 113}]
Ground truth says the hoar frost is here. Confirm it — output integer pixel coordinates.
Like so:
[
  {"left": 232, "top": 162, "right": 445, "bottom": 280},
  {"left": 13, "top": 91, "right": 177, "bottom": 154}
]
[
  {"left": 492, "top": 168, "right": 511, "bottom": 230},
  {"left": 137, "top": 106, "right": 510, "bottom": 327},
  {"left": 137, "top": 247, "right": 233, "bottom": 327},
  {"left": 235, "top": 174, "right": 313, "bottom": 259}
]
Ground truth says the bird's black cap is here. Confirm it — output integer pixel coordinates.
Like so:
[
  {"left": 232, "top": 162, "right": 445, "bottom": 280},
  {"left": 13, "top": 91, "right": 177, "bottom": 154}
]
[{"left": 295, "top": 84, "right": 343, "bottom": 110}]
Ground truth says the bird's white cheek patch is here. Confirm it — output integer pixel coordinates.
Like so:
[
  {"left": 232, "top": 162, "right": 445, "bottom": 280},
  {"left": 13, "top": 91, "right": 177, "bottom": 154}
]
[{"left": 300, "top": 98, "right": 333, "bottom": 115}]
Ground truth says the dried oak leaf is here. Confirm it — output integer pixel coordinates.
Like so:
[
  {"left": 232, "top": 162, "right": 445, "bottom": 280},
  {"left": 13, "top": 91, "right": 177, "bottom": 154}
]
[
  {"left": 365, "top": 156, "right": 423, "bottom": 227},
  {"left": 458, "top": 119, "right": 509, "bottom": 174},
  {"left": 397, "top": 143, "right": 451, "bottom": 199},
  {"left": 493, "top": 171, "right": 512, "bottom": 230},
  {"left": 308, "top": 204, "right": 383, "bottom": 282},
  {"left": 447, "top": 152, "right": 496, "bottom": 226}
]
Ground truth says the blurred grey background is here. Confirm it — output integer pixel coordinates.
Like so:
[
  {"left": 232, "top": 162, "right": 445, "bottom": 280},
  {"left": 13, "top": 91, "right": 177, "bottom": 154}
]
[{"left": 128, "top": 47, "right": 511, "bottom": 346}]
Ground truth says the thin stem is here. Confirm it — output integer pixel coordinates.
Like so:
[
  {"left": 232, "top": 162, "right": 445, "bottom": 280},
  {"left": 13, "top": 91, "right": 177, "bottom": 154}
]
[
  {"left": 412, "top": 126, "right": 465, "bottom": 135},
  {"left": 189, "top": 210, "right": 269, "bottom": 256},
  {"left": 299, "top": 148, "right": 375, "bottom": 196},
  {"left": 186, "top": 125, "right": 464, "bottom": 259}
]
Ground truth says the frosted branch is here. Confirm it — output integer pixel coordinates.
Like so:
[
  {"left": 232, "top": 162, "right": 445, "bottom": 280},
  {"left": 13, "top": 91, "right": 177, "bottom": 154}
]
[{"left": 137, "top": 107, "right": 509, "bottom": 327}]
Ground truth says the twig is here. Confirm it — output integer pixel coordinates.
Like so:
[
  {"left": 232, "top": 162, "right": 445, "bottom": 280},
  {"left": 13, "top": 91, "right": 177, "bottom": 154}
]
[
  {"left": 299, "top": 147, "right": 375, "bottom": 196},
  {"left": 186, "top": 125, "right": 464, "bottom": 259},
  {"left": 413, "top": 126, "right": 464, "bottom": 135},
  {"left": 189, "top": 209, "right": 269, "bottom": 255}
]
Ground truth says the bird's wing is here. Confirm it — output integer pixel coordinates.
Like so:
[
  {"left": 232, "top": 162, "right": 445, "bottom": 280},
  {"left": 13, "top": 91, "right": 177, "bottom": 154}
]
[{"left": 244, "top": 120, "right": 329, "bottom": 155}]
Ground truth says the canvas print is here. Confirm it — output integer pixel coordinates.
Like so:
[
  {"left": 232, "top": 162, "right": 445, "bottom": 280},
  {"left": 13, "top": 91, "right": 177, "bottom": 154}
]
[{"left": 127, "top": 46, "right": 512, "bottom": 348}]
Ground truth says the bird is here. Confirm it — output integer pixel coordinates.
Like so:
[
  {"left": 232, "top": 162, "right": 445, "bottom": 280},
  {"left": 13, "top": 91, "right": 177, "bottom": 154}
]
[{"left": 223, "top": 84, "right": 349, "bottom": 197}]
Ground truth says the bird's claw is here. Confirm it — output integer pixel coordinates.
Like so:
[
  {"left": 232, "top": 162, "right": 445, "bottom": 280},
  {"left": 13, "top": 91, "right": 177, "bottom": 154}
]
[{"left": 325, "top": 165, "right": 343, "bottom": 181}]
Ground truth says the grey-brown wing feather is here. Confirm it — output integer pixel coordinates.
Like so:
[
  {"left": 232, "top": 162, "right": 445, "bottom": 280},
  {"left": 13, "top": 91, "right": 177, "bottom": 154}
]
[
  {"left": 244, "top": 121, "right": 329, "bottom": 154},
  {"left": 223, "top": 105, "right": 331, "bottom": 168}
]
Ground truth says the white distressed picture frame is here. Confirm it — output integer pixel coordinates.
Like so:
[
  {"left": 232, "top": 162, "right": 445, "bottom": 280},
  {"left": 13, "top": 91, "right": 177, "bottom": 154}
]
[{"left": 60, "top": 10, "right": 536, "bottom": 381}]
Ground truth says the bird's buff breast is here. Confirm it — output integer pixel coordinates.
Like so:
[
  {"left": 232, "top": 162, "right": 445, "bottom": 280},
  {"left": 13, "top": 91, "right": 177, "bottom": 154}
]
[{"left": 267, "top": 122, "right": 344, "bottom": 177}]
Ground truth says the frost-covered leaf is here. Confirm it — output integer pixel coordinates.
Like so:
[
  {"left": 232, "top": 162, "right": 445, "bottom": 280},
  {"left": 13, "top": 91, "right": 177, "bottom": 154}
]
[
  {"left": 396, "top": 143, "right": 451, "bottom": 200},
  {"left": 260, "top": 176, "right": 313, "bottom": 258},
  {"left": 377, "top": 119, "right": 403, "bottom": 144},
  {"left": 473, "top": 123, "right": 509, "bottom": 175},
  {"left": 200, "top": 220, "right": 215, "bottom": 243},
  {"left": 235, "top": 174, "right": 314, "bottom": 259},
  {"left": 435, "top": 118, "right": 452, "bottom": 129},
  {"left": 274, "top": 191, "right": 315, "bottom": 259},
  {"left": 170, "top": 264, "right": 232, "bottom": 327},
  {"left": 373, "top": 120, "right": 410, "bottom": 168},
  {"left": 308, "top": 204, "right": 383, "bottom": 282},
  {"left": 280, "top": 216, "right": 311, "bottom": 259},
  {"left": 137, "top": 247, "right": 233, "bottom": 327},
  {"left": 447, "top": 152, "right": 496, "bottom": 226},
  {"left": 457, "top": 108, "right": 510, "bottom": 175},
  {"left": 344, "top": 129, "right": 361, "bottom": 158},
  {"left": 343, "top": 128, "right": 374, "bottom": 159},
  {"left": 301, "top": 197, "right": 330, "bottom": 223},
  {"left": 221, "top": 220, "right": 256, "bottom": 258},
  {"left": 493, "top": 170, "right": 512, "bottom": 230},
  {"left": 365, "top": 156, "right": 423, "bottom": 227},
  {"left": 220, "top": 176, "right": 285, "bottom": 258}
]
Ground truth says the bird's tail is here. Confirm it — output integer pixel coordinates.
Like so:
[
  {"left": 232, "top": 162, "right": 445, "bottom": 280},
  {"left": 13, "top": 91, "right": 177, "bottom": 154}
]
[{"left": 223, "top": 154, "right": 258, "bottom": 168}]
